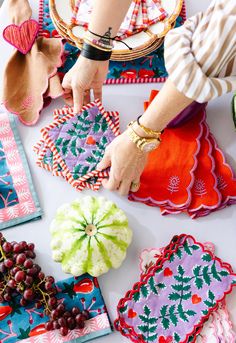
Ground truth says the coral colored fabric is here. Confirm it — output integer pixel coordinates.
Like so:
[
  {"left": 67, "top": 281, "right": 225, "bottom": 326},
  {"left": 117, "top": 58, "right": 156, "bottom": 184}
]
[
  {"left": 130, "top": 90, "right": 236, "bottom": 218},
  {"left": 129, "top": 110, "right": 205, "bottom": 209},
  {"left": 187, "top": 124, "right": 221, "bottom": 214}
]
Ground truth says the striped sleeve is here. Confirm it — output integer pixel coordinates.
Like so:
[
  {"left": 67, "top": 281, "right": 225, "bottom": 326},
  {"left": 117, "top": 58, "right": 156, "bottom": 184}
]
[{"left": 164, "top": 0, "right": 236, "bottom": 103}]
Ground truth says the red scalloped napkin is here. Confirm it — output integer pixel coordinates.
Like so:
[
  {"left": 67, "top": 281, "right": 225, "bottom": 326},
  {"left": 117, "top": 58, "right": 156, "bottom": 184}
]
[
  {"left": 115, "top": 234, "right": 236, "bottom": 343},
  {"left": 129, "top": 91, "right": 236, "bottom": 218}
]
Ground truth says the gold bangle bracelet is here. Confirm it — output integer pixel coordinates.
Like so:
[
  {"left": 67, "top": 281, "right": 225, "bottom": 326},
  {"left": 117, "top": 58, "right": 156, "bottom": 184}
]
[
  {"left": 128, "top": 121, "right": 162, "bottom": 140},
  {"left": 137, "top": 116, "right": 162, "bottom": 138}
]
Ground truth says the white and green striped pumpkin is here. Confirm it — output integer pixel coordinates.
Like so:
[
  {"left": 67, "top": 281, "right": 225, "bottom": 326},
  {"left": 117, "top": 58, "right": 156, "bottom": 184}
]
[{"left": 50, "top": 196, "right": 132, "bottom": 277}]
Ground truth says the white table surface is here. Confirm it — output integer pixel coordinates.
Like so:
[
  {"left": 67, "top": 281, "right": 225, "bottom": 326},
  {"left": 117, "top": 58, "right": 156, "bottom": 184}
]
[{"left": 0, "top": 1, "right": 236, "bottom": 342}]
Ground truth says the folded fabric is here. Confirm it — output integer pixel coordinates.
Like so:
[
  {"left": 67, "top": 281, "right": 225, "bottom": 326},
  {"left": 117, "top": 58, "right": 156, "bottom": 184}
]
[
  {"left": 115, "top": 234, "right": 236, "bottom": 343},
  {"left": 34, "top": 106, "right": 119, "bottom": 190},
  {"left": 0, "top": 110, "right": 42, "bottom": 230},
  {"left": 0, "top": 275, "right": 112, "bottom": 343},
  {"left": 2, "top": 36, "right": 63, "bottom": 126},
  {"left": 1, "top": 0, "right": 64, "bottom": 125},
  {"left": 130, "top": 110, "right": 205, "bottom": 210},
  {"left": 129, "top": 91, "right": 236, "bottom": 218},
  {"left": 34, "top": 100, "right": 120, "bottom": 191},
  {"left": 139, "top": 243, "right": 236, "bottom": 342}
]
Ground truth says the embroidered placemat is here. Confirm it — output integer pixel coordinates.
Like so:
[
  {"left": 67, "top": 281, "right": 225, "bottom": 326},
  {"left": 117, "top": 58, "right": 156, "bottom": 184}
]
[
  {"left": 139, "top": 243, "right": 236, "bottom": 343},
  {"left": 0, "top": 275, "right": 112, "bottom": 342},
  {"left": 39, "top": 0, "right": 186, "bottom": 84},
  {"left": 115, "top": 234, "right": 236, "bottom": 343},
  {"left": 0, "top": 109, "right": 42, "bottom": 230},
  {"left": 34, "top": 100, "right": 120, "bottom": 191}
]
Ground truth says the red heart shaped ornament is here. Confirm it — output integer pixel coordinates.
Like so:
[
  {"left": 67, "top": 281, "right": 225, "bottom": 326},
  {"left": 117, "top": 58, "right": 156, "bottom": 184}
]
[
  {"left": 128, "top": 309, "right": 137, "bottom": 318},
  {"left": 163, "top": 267, "right": 173, "bottom": 277},
  {"left": 3, "top": 19, "right": 39, "bottom": 54},
  {"left": 159, "top": 335, "right": 173, "bottom": 343},
  {"left": 192, "top": 294, "right": 202, "bottom": 304}
]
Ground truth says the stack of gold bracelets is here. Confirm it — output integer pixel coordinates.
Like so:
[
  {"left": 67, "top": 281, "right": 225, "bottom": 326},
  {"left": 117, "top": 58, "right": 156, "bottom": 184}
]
[{"left": 127, "top": 116, "right": 162, "bottom": 153}]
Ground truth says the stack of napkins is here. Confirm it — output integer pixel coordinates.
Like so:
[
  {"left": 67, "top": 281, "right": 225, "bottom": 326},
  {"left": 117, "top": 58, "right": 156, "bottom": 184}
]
[
  {"left": 115, "top": 234, "right": 236, "bottom": 342},
  {"left": 34, "top": 100, "right": 120, "bottom": 191},
  {"left": 139, "top": 243, "right": 236, "bottom": 342},
  {"left": 129, "top": 94, "right": 236, "bottom": 218}
]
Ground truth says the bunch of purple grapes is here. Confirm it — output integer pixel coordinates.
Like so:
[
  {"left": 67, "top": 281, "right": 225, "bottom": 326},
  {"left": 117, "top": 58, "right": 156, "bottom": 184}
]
[
  {"left": 0, "top": 233, "right": 89, "bottom": 336},
  {"left": 45, "top": 305, "right": 89, "bottom": 336}
]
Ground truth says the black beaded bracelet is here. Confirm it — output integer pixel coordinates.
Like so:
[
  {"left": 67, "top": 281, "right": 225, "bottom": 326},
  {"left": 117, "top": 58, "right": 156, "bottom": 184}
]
[{"left": 81, "top": 42, "right": 112, "bottom": 61}]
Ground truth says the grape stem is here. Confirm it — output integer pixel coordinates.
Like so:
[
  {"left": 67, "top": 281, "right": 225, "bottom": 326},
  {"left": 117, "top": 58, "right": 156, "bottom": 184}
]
[
  {"left": 0, "top": 245, "right": 6, "bottom": 260},
  {"left": 35, "top": 286, "right": 51, "bottom": 314}
]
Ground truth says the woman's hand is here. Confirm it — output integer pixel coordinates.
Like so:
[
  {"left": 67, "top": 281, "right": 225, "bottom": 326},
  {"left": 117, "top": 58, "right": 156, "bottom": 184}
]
[
  {"left": 62, "top": 56, "right": 109, "bottom": 113},
  {"left": 97, "top": 131, "right": 148, "bottom": 196}
]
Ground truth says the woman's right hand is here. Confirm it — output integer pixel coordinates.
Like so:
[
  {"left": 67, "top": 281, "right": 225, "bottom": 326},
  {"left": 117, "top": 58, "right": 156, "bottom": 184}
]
[{"left": 62, "top": 55, "right": 109, "bottom": 113}]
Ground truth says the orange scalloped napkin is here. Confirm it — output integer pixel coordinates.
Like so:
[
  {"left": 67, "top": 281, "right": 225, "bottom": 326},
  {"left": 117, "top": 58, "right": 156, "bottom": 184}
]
[
  {"left": 129, "top": 109, "right": 205, "bottom": 210},
  {"left": 129, "top": 90, "right": 236, "bottom": 218}
]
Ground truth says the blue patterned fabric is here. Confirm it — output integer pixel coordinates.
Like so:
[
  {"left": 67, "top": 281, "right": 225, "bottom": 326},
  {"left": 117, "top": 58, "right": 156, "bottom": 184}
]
[
  {"left": 42, "top": 0, "right": 185, "bottom": 82},
  {"left": 0, "top": 141, "right": 18, "bottom": 209},
  {"left": 0, "top": 275, "right": 112, "bottom": 342}
]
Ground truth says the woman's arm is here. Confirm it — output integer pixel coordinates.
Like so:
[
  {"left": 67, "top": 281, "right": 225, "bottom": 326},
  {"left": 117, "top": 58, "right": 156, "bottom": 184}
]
[
  {"left": 99, "top": 0, "right": 236, "bottom": 196},
  {"left": 97, "top": 79, "right": 193, "bottom": 195},
  {"left": 137, "top": 79, "right": 193, "bottom": 132},
  {"left": 89, "top": 0, "right": 133, "bottom": 37},
  {"left": 62, "top": 0, "right": 132, "bottom": 112}
]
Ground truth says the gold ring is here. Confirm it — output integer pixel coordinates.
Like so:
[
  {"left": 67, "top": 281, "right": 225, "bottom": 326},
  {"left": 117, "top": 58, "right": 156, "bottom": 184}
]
[
  {"left": 131, "top": 181, "right": 140, "bottom": 188},
  {"left": 84, "top": 89, "right": 91, "bottom": 93}
]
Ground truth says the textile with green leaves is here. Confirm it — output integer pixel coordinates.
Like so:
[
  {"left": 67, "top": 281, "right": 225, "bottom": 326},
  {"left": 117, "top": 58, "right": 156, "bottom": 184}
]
[
  {"left": 115, "top": 235, "right": 236, "bottom": 343},
  {"left": 40, "top": 102, "right": 119, "bottom": 186},
  {"left": 37, "top": 108, "right": 118, "bottom": 180}
]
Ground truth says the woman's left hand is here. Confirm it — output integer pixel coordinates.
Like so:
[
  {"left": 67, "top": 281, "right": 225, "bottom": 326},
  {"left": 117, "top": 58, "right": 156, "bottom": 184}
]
[{"left": 97, "top": 130, "right": 148, "bottom": 195}]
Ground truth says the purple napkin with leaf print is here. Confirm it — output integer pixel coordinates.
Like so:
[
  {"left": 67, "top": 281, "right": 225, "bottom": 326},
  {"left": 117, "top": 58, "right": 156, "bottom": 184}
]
[
  {"left": 115, "top": 234, "right": 236, "bottom": 343},
  {"left": 34, "top": 100, "right": 120, "bottom": 191}
]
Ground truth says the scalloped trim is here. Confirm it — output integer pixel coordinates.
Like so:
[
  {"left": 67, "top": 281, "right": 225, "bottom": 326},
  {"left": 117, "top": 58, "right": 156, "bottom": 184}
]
[
  {"left": 115, "top": 234, "right": 236, "bottom": 343},
  {"left": 2, "top": 37, "right": 64, "bottom": 126},
  {"left": 34, "top": 107, "right": 119, "bottom": 191},
  {"left": 40, "top": 100, "right": 120, "bottom": 190},
  {"left": 129, "top": 110, "right": 206, "bottom": 209},
  {"left": 187, "top": 122, "right": 222, "bottom": 216}
]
